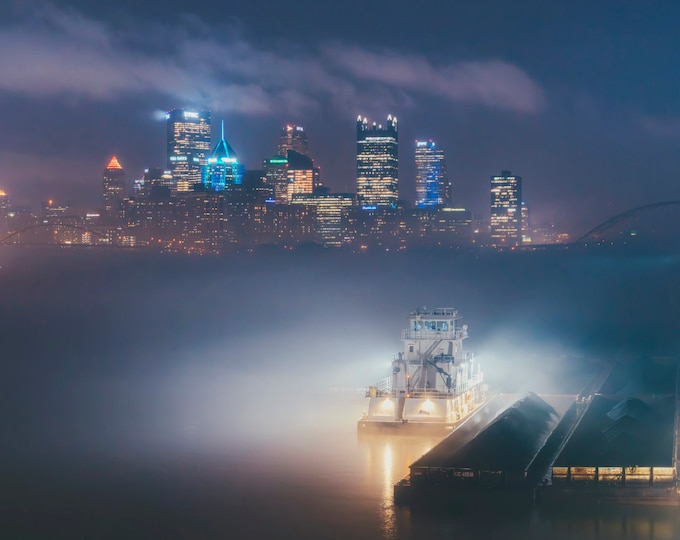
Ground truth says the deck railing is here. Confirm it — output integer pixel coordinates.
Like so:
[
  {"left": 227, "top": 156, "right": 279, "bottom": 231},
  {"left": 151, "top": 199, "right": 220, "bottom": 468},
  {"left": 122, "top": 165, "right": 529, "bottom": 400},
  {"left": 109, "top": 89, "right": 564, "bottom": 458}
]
[{"left": 365, "top": 372, "right": 483, "bottom": 398}]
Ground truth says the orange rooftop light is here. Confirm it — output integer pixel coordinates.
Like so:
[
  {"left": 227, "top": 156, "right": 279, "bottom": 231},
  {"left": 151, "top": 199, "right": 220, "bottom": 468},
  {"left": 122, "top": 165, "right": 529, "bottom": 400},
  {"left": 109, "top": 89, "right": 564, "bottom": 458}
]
[{"left": 106, "top": 156, "right": 123, "bottom": 170}]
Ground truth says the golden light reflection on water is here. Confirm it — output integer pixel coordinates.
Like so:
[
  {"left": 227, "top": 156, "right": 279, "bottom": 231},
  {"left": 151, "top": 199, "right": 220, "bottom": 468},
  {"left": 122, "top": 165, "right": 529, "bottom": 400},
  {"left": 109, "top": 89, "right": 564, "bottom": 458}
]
[
  {"left": 382, "top": 441, "right": 393, "bottom": 504},
  {"left": 359, "top": 433, "right": 442, "bottom": 539},
  {"left": 354, "top": 429, "right": 680, "bottom": 540}
]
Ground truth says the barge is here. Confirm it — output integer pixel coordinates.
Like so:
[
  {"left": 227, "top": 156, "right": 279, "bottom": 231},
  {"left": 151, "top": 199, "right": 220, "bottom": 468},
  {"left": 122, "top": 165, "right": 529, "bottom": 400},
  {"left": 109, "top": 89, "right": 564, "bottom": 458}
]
[{"left": 393, "top": 357, "right": 680, "bottom": 510}]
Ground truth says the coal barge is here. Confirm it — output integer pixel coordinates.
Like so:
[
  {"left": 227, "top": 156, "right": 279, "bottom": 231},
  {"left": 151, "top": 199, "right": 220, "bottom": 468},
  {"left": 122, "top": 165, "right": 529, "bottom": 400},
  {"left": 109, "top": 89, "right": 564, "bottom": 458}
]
[{"left": 393, "top": 357, "right": 680, "bottom": 509}]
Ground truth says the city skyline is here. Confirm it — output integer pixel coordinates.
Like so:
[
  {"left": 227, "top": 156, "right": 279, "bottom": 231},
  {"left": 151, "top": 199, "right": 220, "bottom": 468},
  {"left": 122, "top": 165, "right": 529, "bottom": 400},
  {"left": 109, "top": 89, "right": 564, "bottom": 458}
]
[
  {"left": 0, "top": 106, "right": 509, "bottom": 215},
  {"left": 2, "top": 2, "right": 680, "bottom": 236},
  {"left": 0, "top": 103, "right": 672, "bottom": 245}
]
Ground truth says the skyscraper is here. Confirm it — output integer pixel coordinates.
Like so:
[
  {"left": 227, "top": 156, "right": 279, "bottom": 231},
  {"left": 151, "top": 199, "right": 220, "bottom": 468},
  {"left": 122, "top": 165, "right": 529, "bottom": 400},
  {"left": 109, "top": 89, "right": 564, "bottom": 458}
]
[
  {"left": 0, "top": 189, "right": 9, "bottom": 211},
  {"left": 202, "top": 121, "right": 244, "bottom": 191},
  {"left": 415, "top": 140, "right": 449, "bottom": 208},
  {"left": 276, "top": 124, "right": 323, "bottom": 192},
  {"left": 166, "top": 109, "right": 211, "bottom": 192},
  {"left": 102, "top": 156, "right": 126, "bottom": 222},
  {"left": 0, "top": 188, "right": 9, "bottom": 236},
  {"left": 490, "top": 170, "right": 522, "bottom": 246},
  {"left": 141, "top": 167, "right": 175, "bottom": 198},
  {"left": 263, "top": 155, "right": 290, "bottom": 204},
  {"left": 285, "top": 150, "right": 315, "bottom": 202},
  {"left": 521, "top": 201, "right": 531, "bottom": 244},
  {"left": 356, "top": 115, "right": 398, "bottom": 208},
  {"left": 290, "top": 192, "right": 355, "bottom": 246},
  {"left": 277, "top": 124, "right": 309, "bottom": 156}
]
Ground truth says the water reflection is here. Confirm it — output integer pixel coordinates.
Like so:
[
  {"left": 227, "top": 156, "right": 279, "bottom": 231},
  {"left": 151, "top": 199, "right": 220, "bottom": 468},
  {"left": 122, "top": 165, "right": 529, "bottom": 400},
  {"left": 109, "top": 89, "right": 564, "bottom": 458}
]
[
  {"left": 401, "top": 485, "right": 680, "bottom": 539},
  {"left": 353, "top": 422, "right": 680, "bottom": 540},
  {"left": 358, "top": 433, "right": 440, "bottom": 539},
  {"left": 535, "top": 506, "right": 680, "bottom": 540}
]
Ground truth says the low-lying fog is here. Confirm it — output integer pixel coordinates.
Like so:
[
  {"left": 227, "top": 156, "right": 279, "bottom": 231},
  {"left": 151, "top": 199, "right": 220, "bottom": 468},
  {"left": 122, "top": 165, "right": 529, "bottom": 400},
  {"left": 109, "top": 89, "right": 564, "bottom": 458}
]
[
  {"left": 1, "top": 246, "right": 678, "bottom": 460},
  {"left": 1, "top": 245, "right": 679, "bottom": 538}
]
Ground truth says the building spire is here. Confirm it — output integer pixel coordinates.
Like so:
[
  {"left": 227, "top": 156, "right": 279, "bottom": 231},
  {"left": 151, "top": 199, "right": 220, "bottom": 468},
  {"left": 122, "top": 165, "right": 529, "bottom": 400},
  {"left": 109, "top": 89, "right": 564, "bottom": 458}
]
[
  {"left": 208, "top": 120, "right": 237, "bottom": 161},
  {"left": 106, "top": 156, "right": 123, "bottom": 170}
]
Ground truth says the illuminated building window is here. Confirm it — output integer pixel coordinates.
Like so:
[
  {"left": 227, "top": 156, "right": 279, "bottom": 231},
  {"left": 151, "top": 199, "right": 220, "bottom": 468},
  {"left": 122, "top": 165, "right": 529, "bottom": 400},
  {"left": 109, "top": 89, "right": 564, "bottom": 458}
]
[
  {"left": 356, "top": 115, "right": 398, "bottom": 208},
  {"left": 490, "top": 170, "right": 522, "bottom": 246},
  {"left": 166, "top": 109, "right": 211, "bottom": 191}
]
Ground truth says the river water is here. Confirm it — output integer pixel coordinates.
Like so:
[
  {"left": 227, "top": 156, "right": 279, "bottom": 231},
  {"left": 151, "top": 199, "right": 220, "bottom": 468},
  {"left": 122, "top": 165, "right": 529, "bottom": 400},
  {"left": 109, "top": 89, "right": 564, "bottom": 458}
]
[
  {"left": 2, "top": 246, "right": 680, "bottom": 538},
  {"left": 6, "top": 391, "right": 680, "bottom": 539}
]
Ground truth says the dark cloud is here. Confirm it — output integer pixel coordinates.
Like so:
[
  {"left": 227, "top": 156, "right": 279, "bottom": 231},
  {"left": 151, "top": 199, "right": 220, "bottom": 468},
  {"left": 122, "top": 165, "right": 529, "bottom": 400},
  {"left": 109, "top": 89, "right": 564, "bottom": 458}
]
[
  {"left": 0, "top": 3, "right": 545, "bottom": 116},
  {"left": 639, "top": 116, "right": 680, "bottom": 138},
  {"left": 327, "top": 46, "right": 546, "bottom": 114}
]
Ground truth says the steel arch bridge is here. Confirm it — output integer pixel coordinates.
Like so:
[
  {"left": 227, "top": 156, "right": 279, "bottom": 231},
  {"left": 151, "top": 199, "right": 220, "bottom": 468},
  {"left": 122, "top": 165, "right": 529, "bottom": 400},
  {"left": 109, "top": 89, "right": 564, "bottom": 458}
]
[{"left": 574, "top": 200, "right": 680, "bottom": 244}]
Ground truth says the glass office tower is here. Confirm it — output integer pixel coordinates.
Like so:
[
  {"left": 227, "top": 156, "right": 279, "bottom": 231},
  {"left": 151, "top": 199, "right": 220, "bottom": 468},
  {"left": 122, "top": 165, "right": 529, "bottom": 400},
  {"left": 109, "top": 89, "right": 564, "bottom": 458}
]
[
  {"left": 490, "top": 170, "right": 522, "bottom": 246},
  {"left": 166, "top": 109, "right": 211, "bottom": 192},
  {"left": 356, "top": 115, "right": 398, "bottom": 208},
  {"left": 415, "top": 140, "right": 449, "bottom": 208}
]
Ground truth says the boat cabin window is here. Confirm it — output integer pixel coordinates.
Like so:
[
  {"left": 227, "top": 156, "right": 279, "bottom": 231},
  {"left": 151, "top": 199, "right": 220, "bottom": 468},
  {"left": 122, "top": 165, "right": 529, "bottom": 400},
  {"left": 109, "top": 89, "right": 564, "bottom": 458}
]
[{"left": 413, "top": 320, "right": 450, "bottom": 332}]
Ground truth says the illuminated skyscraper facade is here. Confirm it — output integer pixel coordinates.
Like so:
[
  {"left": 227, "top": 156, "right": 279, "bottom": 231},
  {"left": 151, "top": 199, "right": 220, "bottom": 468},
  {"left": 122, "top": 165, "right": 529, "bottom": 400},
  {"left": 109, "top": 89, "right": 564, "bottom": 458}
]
[
  {"left": 291, "top": 193, "right": 354, "bottom": 246},
  {"left": 263, "top": 150, "right": 316, "bottom": 203},
  {"left": 356, "top": 115, "right": 398, "bottom": 208},
  {"left": 0, "top": 188, "right": 9, "bottom": 236},
  {"left": 490, "top": 170, "right": 522, "bottom": 246},
  {"left": 285, "top": 150, "right": 315, "bottom": 202},
  {"left": 521, "top": 201, "right": 531, "bottom": 244},
  {"left": 141, "top": 167, "right": 175, "bottom": 197},
  {"left": 277, "top": 124, "right": 309, "bottom": 156},
  {"left": 276, "top": 124, "right": 323, "bottom": 194},
  {"left": 263, "top": 155, "right": 289, "bottom": 203},
  {"left": 0, "top": 189, "right": 8, "bottom": 208},
  {"left": 415, "top": 140, "right": 449, "bottom": 208},
  {"left": 166, "top": 109, "right": 211, "bottom": 192},
  {"left": 202, "top": 121, "right": 244, "bottom": 191},
  {"left": 102, "top": 156, "right": 126, "bottom": 221}
]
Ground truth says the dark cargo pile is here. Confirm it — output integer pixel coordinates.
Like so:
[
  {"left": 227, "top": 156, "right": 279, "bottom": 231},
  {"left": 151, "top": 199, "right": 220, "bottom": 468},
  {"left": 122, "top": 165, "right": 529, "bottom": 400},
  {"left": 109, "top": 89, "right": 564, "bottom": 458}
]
[
  {"left": 554, "top": 357, "right": 677, "bottom": 467},
  {"left": 412, "top": 392, "right": 560, "bottom": 471},
  {"left": 554, "top": 394, "right": 675, "bottom": 467}
]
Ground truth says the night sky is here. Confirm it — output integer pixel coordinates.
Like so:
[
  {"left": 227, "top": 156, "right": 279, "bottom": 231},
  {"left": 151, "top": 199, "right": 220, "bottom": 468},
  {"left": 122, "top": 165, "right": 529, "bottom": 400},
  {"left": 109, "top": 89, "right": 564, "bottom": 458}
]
[{"left": 1, "top": 0, "right": 679, "bottom": 234}]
